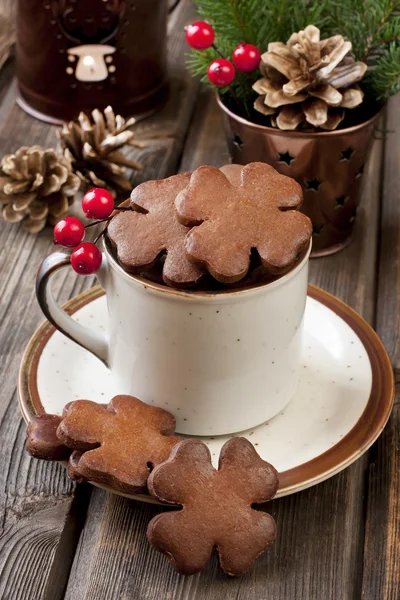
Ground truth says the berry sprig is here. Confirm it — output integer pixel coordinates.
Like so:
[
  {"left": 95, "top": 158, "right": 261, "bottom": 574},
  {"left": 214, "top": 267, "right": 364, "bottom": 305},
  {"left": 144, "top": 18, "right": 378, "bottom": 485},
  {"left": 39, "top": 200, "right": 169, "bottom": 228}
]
[
  {"left": 53, "top": 188, "right": 129, "bottom": 275},
  {"left": 185, "top": 21, "right": 261, "bottom": 87}
]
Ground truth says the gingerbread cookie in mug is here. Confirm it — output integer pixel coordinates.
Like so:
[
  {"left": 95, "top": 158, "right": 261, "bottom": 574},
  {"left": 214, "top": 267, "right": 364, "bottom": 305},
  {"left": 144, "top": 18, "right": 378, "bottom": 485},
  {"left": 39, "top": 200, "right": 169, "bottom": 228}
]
[
  {"left": 175, "top": 162, "right": 312, "bottom": 284},
  {"left": 107, "top": 173, "right": 203, "bottom": 287}
]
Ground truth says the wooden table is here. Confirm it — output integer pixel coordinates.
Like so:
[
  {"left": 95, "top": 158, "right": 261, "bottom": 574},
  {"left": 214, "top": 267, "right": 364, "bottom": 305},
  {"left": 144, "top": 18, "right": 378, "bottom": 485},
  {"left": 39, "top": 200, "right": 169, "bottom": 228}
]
[{"left": 0, "top": 2, "right": 399, "bottom": 598}]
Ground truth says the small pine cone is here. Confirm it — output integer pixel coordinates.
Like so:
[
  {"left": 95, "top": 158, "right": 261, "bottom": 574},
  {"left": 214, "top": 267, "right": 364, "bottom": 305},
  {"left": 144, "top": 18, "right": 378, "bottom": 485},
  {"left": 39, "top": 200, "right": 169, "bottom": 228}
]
[
  {"left": 59, "top": 105, "right": 144, "bottom": 199},
  {"left": 253, "top": 25, "right": 367, "bottom": 131},
  {"left": 0, "top": 146, "right": 80, "bottom": 233}
]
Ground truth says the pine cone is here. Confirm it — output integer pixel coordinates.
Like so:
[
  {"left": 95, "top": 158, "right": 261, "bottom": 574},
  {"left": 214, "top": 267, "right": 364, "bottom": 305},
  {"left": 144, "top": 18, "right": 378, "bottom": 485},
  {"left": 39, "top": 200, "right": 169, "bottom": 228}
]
[
  {"left": 59, "top": 105, "right": 143, "bottom": 199},
  {"left": 253, "top": 25, "right": 367, "bottom": 131},
  {"left": 0, "top": 146, "right": 80, "bottom": 233}
]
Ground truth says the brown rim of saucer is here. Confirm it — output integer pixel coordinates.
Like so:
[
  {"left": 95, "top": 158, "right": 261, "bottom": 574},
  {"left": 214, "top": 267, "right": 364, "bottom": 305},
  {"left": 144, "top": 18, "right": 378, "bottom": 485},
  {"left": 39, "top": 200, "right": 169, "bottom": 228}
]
[{"left": 18, "top": 284, "right": 394, "bottom": 500}]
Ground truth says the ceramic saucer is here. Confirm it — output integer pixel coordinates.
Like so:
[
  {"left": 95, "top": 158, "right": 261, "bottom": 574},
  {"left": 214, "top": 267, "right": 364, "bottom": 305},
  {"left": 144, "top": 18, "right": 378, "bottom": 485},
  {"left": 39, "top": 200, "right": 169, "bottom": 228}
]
[{"left": 19, "top": 285, "right": 393, "bottom": 501}]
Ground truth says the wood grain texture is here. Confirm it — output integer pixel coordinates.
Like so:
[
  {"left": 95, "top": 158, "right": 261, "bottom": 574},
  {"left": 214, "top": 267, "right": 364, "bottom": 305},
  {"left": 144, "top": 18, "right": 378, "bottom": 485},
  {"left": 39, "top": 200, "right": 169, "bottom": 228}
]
[
  {"left": 178, "top": 86, "right": 231, "bottom": 172},
  {"left": 374, "top": 96, "right": 400, "bottom": 376},
  {"left": 0, "top": 58, "right": 14, "bottom": 108},
  {"left": 362, "top": 95, "right": 400, "bottom": 600},
  {"left": 0, "top": 86, "right": 95, "bottom": 597},
  {"left": 0, "top": 0, "right": 16, "bottom": 69},
  {"left": 0, "top": 244, "right": 92, "bottom": 600},
  {"left": 64, "top": 90, "right": 385, "bottom": 600},
  {"left": 362, "top": 395, "right": 400, "bottom": 600},
  {"left": 122, "top": 0, "right": 202, "bottom": 188}
]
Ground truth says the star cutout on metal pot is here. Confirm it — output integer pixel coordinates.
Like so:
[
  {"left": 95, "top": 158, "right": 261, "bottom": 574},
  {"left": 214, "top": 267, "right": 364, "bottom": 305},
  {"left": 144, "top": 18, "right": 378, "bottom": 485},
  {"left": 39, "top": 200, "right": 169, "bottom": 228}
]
[
  {"left": 340, "top": 147, "right": 354, "bottom": 161},
  {"left": 356, "top": 165, "right": 365, "bottom": 179},
  {"left": 313, "top": 224, "right": 324, "bottom": 235},
  {"left": 233, "top": 135, "right": 244, "bottom": 149},
  {"left": 277, "top": 151, "right": 295, "bottom": 166},
  {"left": 335, "top": 194, "right": 349, "bottom": 207},
  {"left": 349, "top": 208, "right": 358, "bottom": 223},
  {"left": 305, "top": 178, "right": 322, "bottom": 192}
]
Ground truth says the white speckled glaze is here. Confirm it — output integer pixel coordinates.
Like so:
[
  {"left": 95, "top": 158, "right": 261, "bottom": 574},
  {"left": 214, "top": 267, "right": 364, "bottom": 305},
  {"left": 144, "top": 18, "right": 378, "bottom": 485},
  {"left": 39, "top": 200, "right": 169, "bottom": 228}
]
[{"left": 40, "top": 243, "right": 310, "bottom": 436}]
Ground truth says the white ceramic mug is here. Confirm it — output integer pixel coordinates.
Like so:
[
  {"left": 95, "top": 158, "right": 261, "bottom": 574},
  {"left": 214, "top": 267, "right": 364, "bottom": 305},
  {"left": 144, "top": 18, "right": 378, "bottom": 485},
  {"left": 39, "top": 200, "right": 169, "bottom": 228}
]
[{"left": 37, "top": 242, "right": 311, "bottom": 436}]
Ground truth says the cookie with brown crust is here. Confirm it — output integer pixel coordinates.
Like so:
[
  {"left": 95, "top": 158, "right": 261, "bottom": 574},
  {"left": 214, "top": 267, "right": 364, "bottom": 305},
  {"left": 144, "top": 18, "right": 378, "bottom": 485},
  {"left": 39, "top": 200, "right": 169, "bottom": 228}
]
[
  {"left": 176, "top": 162, "right": 312, "bottom": 283},
  {"left": 57, "top": 395, "right": 181, "bottom": 494},
  {"left": 147, "top": 437, "right": 279, "bottom": 576}
]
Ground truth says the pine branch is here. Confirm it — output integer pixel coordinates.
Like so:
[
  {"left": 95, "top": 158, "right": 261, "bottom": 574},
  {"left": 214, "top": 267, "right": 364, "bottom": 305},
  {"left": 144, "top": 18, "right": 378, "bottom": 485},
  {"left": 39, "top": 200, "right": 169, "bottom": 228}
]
[
  {"left": 322, "top": 0, "right": 400, "bottom": 97},
  {"left": 370, "top": 44, "right": 400, "bottom": 98},
  {"left": 187, "top": 0, "right": 400, "bottom": 109},
  {"left": 195, "top": 0, "right": 263, "bottom": 44},
  {"left": 323, "top": 0, "right": 400, "bottom": 60},
  {"left": 373, "top": 16, "right": 400, "bottom": 49}
]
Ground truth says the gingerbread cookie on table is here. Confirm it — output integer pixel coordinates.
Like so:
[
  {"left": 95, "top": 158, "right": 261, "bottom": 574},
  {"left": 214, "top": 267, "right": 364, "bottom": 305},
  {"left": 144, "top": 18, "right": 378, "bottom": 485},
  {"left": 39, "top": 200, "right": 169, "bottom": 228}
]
[
  {"left": 107, "top": 173, "right": 203, "bottom": 287},
  {"left": 26, "top": 414, "right": 71, "bottom": 461},
  {"left": 176, "top": 162, "right": 312, "bottom": 283},
  {"left": 57, "top": 395, "right": 181, "bottom": 494},
  {"left": 147, "top": 437, "right": 279, "bottom": 576}
]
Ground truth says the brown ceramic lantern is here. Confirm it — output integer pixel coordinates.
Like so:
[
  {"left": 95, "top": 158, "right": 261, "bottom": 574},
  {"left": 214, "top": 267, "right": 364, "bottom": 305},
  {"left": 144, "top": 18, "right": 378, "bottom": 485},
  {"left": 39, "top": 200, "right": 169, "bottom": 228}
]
[
  {"left": 217, "top": 95, "right": 380, "bottom": 257},
  {"left": 16, "top": 0, "right": 172, "bottom": 124}
]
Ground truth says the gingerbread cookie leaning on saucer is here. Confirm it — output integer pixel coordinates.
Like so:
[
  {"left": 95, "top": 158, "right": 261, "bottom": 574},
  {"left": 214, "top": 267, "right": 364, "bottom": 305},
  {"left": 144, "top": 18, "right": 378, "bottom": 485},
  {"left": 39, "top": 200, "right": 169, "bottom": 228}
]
[
  {"left": 56, "top": 395, "right": 182, "bottom": 495},
  {"left": 175, "top": 162, "right": 312, "bottom": 284},
  {"left": 147, "top": 437, "right": 279, "bottom": 576}
]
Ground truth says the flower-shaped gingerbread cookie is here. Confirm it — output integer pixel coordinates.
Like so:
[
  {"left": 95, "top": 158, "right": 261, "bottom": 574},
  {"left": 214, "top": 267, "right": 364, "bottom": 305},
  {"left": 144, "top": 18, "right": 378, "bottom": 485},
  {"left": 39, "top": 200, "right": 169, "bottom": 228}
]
[
  {"left": 147, "top": 437, "right": 279, "bottom": 576},
  {"left": 176, "top": 162, "right": 312, "bottom": 283},
  {"left": 57, "top": 395, "right": 181, "bottom": 494},
  {"left": 107, "top": 173, "right": 203, "bottom": 287}
]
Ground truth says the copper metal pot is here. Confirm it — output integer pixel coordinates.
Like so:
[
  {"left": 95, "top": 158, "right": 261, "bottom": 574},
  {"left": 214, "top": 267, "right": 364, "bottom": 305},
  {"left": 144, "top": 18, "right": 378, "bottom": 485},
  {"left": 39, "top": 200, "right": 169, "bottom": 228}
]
[
  {"left": 217, "top": 95, "right": 380, "bottom": 257},
  {"left": 15, "top": 0, "right": 172, "bottom": 124}
]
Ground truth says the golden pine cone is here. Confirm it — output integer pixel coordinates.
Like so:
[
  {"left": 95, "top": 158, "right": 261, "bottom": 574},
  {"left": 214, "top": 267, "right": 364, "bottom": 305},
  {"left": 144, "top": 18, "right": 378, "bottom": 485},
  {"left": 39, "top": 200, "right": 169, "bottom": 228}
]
[
  {"left": 0, "top": 146, "right": 80, "bottom": 233},
  {"left": 59, "top": 105, "right": 143, "bottom": 199},
  {"left": 253, "top": 25, "right": 368, "bottom": 131}
]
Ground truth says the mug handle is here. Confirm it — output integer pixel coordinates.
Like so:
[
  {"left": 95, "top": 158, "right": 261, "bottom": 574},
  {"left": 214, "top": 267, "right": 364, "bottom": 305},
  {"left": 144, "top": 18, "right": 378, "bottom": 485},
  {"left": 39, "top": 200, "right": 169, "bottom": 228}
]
[{"left": 36, "top": 250, "right": 109, "bottom": 366}]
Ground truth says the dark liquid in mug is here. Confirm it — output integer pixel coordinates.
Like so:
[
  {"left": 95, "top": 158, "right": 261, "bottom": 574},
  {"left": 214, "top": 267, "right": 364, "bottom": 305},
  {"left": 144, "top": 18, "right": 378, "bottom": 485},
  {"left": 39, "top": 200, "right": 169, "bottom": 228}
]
[{"left": 105, "top": 236, "right": 308, "bottom": 294}]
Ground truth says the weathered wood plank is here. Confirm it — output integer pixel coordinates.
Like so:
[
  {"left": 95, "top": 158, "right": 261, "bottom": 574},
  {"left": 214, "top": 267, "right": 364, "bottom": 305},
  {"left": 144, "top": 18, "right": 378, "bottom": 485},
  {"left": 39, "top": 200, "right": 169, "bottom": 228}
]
[
  {"left": 0, "top": 84, "right": 95, "bottom": 600},
  {"left": 374, "top": 97, "right": 400, "bottom": 376},
  {"left": 123, "top": 0, "right": 202, "bottom": 187},
  {"left": 362, "top": 94, "right": 400, "bottom": 600},
  {"left": 0, "top": 0, "right": 200, "bottom": 598},
  {"left": 178, "top": 86, "right": 231, "bottom": 173},
  {"left": 0, "top": 58, "right": 14, "bottom": 106},
  {"left": 0, "top": 264, "right": 92, "bottom": 600},
  {"left": 64, "top": 89, "right": 383, "bottom": 600},
  {"left": 362, "top": 393, "right": 400, "bottom": 600}
]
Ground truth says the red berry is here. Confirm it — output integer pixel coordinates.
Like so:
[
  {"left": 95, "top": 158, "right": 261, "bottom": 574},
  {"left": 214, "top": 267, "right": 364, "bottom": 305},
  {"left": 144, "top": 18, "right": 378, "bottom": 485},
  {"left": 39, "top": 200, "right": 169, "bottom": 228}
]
[
  {"left": 82, "top": 188, "right": 115, "bottom": 220},
  {"left": 53, "top": 217, "right": 85, "bottom": 248},
  {"left": 71, "top": 242, "right": 102, "bottom": 275},
  {"left": 207, "top": 59, "right": 235, "bottom": 87},
  {"left": 185, "top": 21, "right": 215, "bottom": 50},
  {"left": 232, "top": 43, "right": 261, "bottom": 72}
]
